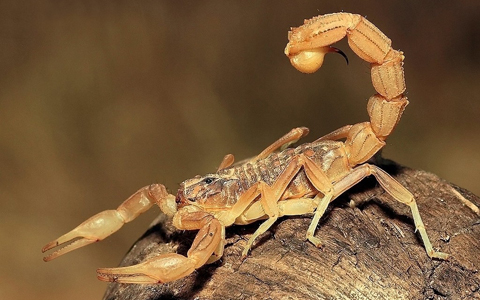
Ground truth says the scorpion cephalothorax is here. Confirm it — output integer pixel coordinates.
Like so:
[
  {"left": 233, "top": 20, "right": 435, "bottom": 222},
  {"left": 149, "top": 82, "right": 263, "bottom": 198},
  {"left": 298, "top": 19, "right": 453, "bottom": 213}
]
[{"left": 43, "top": 12, "right": 449, "bottom": 284}]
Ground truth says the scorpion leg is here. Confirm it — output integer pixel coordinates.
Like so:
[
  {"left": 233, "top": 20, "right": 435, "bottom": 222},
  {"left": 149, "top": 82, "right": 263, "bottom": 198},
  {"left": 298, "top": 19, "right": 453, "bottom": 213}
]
[
  {"left": 42, "top": 184, "right": 176, "bottom": 262},
  {"left": 314, "top": 125, "right": 353, "bottom": 142},
  {"left": 286, "top": 156, "right": 449, "bottom": 259},
  {"left": 239, "top": 182, "right": 282, "bottom": 258},
  {"left": 332, "top": 164, "right": 449, "bottom": 260},
  {"left": 217, "top": 153, "right": 235, "bottom": 171},
  {"left": 278, "top": 197, "right": 320, "bottom": 216},
  {"left": 253, "top": 127, "right": 309, "bottom": 162},
  {"left": 241, "top": 156, "right": 310, "bottom": 258},
  {"left": 241, "top": 153, "right": 336, "bottom": 256},
  {"left": 236, "top": 197, "right": 321, "bottom": 225},
  {"left": 217, "top": 127, "right": 309, "bottom": 171},
  {"left": 97, "top": 210, "right": 224, "bottom": 283},
  {"left": 300, "top": 154, "right": 335, "bottom": 247}
]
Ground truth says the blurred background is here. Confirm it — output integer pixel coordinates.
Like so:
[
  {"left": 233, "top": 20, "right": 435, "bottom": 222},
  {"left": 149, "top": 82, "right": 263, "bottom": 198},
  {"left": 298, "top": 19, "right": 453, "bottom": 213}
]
[{"left": 1, "top": 1, "right": 479, "bottom": 299}]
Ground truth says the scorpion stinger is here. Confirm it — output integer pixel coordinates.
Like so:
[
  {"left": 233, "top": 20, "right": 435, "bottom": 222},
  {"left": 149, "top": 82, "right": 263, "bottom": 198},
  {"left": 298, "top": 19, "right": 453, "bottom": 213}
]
[{"left": 331, "top": 47, "right": 349, "bottom": 65}]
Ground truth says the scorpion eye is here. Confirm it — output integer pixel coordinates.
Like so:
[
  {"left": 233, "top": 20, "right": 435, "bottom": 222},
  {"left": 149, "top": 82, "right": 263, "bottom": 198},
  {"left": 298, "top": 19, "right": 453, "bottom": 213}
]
[{"left": 203, "top": 178, "right": 214, "bottom": 184}]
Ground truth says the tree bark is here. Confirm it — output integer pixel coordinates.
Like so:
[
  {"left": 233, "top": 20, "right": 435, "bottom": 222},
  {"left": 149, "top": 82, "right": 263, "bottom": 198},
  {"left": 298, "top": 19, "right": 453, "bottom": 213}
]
[{"left": 103, "top": 159, "right": 480, "bottom": 300}]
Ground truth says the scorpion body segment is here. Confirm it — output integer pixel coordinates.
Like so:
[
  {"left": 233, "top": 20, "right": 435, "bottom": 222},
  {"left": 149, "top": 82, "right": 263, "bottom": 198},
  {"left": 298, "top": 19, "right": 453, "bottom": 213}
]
[
  {"left": 226, "top": 140, "right": 349, "bottom": 201},
  {"left": 42, "top": 12, "right": 448, "bottom": 284}
]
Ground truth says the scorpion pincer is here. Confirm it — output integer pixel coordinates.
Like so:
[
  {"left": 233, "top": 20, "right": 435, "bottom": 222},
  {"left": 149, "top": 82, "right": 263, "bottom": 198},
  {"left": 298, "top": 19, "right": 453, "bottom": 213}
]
[{"left": 42, "top": 12, "right": 448, "bottom": 284}]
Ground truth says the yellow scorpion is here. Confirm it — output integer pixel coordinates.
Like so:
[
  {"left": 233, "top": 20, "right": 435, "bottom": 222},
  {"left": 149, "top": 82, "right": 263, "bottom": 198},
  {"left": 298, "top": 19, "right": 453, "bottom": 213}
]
[{"left": 42, "top": 12, "right": 448, "bottom": 284}]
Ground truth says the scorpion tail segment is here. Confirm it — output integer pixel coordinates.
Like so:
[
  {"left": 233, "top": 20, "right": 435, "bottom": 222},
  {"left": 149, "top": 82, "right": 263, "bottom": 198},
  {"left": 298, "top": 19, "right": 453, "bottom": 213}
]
[
  {"left": 367, "top": 94, "right": 409, "bottom": 140},
  {"left": 42, "top": 184, "right": 173, "bottom": 262},
  {"left": 97, "top": 253, "right": 197, "bottom": 284},
  {"left": 286, "top": 13, "right": 409, "bottom": 156},
  {"left": 285, "top": 13, "right": 361, "bottom": 73}
]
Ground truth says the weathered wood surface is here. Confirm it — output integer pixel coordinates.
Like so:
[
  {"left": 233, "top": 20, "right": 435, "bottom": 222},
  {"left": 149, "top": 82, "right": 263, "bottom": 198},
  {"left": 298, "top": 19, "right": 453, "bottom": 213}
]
[{"left": 103, "top": 160, "right": 480, "bottom": 300}]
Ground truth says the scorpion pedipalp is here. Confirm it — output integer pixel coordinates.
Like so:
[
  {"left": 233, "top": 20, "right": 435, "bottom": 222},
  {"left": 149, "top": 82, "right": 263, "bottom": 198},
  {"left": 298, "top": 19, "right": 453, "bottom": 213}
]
[
  {"left": 97, "top": 210, "right": 224, "bottom": 283},
  {"left": 42, "top": 184, "right": 176, "bottom": 262}
]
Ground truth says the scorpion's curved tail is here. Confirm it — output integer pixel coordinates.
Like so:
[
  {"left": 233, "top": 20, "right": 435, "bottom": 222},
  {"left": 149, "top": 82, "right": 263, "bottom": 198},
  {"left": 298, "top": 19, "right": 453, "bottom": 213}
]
[{"left": 285, "top": 13, "right": 409, "bottom": 166}]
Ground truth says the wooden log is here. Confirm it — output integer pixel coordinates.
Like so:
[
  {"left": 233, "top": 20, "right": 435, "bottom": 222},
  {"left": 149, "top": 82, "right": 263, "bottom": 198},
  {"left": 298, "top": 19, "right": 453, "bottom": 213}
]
[{"left": 103, "top": 159, "right": 480, "bottom": 300}]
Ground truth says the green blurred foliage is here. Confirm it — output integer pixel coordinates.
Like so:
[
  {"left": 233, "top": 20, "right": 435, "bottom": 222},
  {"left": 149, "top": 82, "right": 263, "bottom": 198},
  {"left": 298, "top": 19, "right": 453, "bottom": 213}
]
[{"left": 0, "top": 1, "right": 479, "bottom": 299}]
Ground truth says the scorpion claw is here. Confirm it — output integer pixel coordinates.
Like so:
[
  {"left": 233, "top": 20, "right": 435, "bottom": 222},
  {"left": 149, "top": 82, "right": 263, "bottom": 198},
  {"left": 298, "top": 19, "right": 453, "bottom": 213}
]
[
  {"left": 97, "top": 268, "right": 159, "bottom": 284},
  {"left": 97, "top": 253, "right": 197, "bottom": 284},
  {"left": 98, "top": 210, "right": 224, "bottom": 283},
  {"left": 42, "top": 238, "right": 97, "bottom": 262},
  {"left": 42, "top": 209, "right": 130, "bottom": 261}
]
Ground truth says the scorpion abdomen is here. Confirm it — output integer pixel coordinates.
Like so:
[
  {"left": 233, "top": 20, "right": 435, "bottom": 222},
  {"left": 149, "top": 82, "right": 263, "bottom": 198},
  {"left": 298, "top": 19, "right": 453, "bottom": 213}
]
[{"left": 229, "top": 140, "right": 351, "bottom": 202}]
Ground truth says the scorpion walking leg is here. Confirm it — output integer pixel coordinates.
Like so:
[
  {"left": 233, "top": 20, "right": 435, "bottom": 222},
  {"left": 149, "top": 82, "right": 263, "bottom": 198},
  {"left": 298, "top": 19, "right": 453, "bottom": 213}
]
[
  {"left": 238, "top": 197, "right": 322, "bottom": 223},
  {"left": 305, "top": 194, "right": 332, "bottom": 246},
  {"left": 97, "top": 210, "right": 224, "bottom": 283},
  {"left": 241, "top": 154, "right": 314, "bottom": 258},
  {"left": 217, "top": 127, "right": 309, "bottom": 171},
  {"left": 368, "top": 165, "right": 449, "bottom": 259},
  {"left": 253, "top": 127, "right": 310, "bottom": 161},
  {"left": 42, "top": 184, "right": 176, "bottom": 262},
  {"left": 314, "top": 125, "right": 353, "bottom": 142},
  {"left": 240, "top": 182, "right": 284, "bottom": 258},
  {"left": 300, "top": 154, "right": 335, "bottom": 247},
  {"left": 242, "top": 154, "right": 338, "bottom": 256},
  {"left": 217, "top": 154, "right": 235, "bottom": 171},
  {"left": 333, "top": 164, "right": 449, "bottom": 260}
]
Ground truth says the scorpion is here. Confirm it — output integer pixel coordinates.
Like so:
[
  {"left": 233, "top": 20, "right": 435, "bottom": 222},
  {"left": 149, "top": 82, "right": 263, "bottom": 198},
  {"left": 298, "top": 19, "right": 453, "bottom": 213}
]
[{"left": 42, "top": 12, "right": 449, "bottom": 284}]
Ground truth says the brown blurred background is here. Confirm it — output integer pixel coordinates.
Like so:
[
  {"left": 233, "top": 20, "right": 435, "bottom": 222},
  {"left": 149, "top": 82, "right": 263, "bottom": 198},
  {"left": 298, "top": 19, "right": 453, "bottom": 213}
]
[{"left": 1, "top": 1, "right": 479, "bottom": 299}]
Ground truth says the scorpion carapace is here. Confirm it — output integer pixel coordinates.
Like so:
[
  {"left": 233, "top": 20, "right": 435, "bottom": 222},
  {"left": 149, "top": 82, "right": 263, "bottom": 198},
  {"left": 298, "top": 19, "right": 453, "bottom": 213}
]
[{"left": 42, "top": 12, "right": 448, "bottom": 284}]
